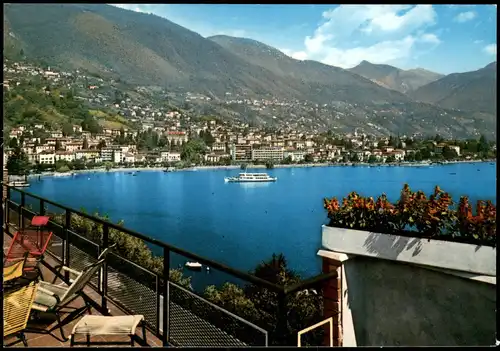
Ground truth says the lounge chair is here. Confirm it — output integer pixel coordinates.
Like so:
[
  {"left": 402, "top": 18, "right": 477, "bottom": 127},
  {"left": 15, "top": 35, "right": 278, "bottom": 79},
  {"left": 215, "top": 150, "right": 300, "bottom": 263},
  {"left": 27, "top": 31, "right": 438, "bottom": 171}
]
[
  {"left": 26, "top": 259, "right": 105, "bottom": 342},
  {"left": 51, "top": 243, "right": 116, "bottom": 284},
  {"left": 3, "top": 252, "right": 30, "bottom": 289},
  {"left": 4, "top": 282, "right": 39, "bottom": 346},
  {"left": 4, "top": 216, "right": 53, "bottom": 281}
]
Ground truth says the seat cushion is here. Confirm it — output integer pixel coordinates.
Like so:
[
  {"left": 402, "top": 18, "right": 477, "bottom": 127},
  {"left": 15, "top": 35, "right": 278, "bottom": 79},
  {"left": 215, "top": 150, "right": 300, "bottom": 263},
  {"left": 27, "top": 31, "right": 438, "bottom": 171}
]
[{"left": 33, "top": 282, "right": 69, "bottom": 310}]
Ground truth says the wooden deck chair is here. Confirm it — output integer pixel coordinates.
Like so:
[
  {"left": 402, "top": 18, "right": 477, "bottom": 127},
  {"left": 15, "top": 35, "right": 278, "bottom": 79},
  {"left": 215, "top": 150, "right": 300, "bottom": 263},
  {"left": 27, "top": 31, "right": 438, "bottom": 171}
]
[
  {"left": 26, "top": 258, "right": 105, "bottom": 342},
  {"left": 4, "top": 282, "right": 39, "bottom": 347}
]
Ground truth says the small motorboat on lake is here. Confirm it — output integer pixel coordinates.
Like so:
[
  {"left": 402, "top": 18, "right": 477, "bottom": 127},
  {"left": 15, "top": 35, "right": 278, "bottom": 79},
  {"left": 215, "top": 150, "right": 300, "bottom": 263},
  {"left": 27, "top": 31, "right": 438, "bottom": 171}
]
[{"left": 185, "top": 262, "right": 202, "bottom": 270}]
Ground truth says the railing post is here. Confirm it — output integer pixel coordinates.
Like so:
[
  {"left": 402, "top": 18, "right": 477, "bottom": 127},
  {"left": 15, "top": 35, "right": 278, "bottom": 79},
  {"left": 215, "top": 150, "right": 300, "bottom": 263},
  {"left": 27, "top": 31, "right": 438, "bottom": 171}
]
[
  {"left": 40, "top": 199, "right": 45, "bottom": 215},
  {"left": 102, "top": 223, "right": 109, "bottom": 313},
  {"left": 162, "top": 247, "right": 170, "bottom": 346},
  {"left": 19, "top": 192, "right": 26, "bottom": 229},
  {"left": 64, "top": 210, "right": 71, "bottom": 282},
  {"left": 276, "top": 291, "right": 288, "bottom": 346},
  {"left": 156, "top": 275, "right": 160, "bottom": 338},
  {"left": 3, "top": 186, "right": 8, "bottom": 228}
]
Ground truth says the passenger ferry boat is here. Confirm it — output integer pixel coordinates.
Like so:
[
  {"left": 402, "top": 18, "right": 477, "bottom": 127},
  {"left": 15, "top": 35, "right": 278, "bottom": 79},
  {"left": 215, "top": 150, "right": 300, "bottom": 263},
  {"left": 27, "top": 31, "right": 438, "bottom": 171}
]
[{"left": 224, "top": 172, "right": 277, "bottom": 183}]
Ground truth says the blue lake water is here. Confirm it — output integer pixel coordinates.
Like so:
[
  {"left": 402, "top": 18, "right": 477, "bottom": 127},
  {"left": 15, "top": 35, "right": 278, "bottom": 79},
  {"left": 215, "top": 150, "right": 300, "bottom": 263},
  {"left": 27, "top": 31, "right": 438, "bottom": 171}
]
[{"left": 19, "top": 162, "right": 496, "bottom": 290}]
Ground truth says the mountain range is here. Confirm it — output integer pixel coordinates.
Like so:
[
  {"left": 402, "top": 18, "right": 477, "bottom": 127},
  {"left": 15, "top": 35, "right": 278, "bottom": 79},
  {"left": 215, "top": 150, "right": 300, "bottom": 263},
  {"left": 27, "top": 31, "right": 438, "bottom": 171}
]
[
  {"left": 3, "top": 3, "right": 497, "bottom": 137},
  {"left": 348, "top": 60, "right": 444, "bottom": 93}
]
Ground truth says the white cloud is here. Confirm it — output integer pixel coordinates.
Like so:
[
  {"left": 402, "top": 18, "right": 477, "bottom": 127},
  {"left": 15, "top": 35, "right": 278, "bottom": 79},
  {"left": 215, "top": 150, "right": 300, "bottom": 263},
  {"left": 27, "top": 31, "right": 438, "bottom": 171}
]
[
  {"left": 454, "top": 11, "right": 477, "bottom": 23},
  {"left": 112, "top": 4, "right": 157, "bottom": 14},
  {"left": 447, "top": 5, "right": 476, "bottom": 8},
  {"left": 483, "top": 44, "right": 497, "bottom": 55},
  {"left": 419, "top": 33, "right": 441, "bottom": 44},
  {"left": 283, "top": 5, "right": 439, "bottom": 68},
  {"left": 321, "top": 36, "right": 416, "bottom": 68},
  {"left": 474, "top": 39, "right": 484, "bottom": 44}
]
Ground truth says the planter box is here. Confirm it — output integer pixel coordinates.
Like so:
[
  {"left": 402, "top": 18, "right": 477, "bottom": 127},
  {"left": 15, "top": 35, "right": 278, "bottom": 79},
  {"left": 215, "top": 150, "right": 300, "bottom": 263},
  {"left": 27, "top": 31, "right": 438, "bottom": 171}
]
[{"left": 322, "top": 225, "right": 496, "bottom": 276}]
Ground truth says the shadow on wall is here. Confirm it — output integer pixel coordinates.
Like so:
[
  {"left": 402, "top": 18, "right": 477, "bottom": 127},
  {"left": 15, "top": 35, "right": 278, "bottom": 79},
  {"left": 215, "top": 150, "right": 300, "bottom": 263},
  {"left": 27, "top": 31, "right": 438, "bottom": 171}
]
[
  {"left": 362, "top": 232, "right": 422, "bottom": 260},
  {"left": 343, "top": 255, "right": 496, "bottom": 346}
]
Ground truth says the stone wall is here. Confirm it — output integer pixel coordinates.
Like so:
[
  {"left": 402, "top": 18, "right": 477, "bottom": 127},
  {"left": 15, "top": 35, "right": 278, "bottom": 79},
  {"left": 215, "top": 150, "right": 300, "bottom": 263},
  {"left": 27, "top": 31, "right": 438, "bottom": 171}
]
[{"left": 323, "top": 254, "right": 496, "bottom": 346}]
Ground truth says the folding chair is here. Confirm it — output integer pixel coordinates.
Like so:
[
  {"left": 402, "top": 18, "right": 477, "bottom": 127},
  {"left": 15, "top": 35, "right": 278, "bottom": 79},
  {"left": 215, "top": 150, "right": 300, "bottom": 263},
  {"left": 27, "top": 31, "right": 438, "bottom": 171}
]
[
  {"left": 51, "top": 243, "right": 117, "bottom": 284},
  {"left": 4, "top": 216, "right": 53, "bottom": 281},
  {"left": 3, "top": 252, "right": 30, "bottom": 289},
  {"left": 26, "top": 259, "right": 105, "bottom": 342},
  {"left": 4, "top": 282, "right": 39, "bottom": 346}
]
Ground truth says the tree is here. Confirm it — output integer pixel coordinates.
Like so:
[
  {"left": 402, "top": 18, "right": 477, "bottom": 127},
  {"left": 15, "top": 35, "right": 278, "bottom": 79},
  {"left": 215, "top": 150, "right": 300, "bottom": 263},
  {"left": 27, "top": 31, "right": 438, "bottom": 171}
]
[
  {"left": 420, "top": 148, "right": 431, "bottom": 159},
  {"left": 71, "top": 158, "right": 86, "bottom": 170},
  {"left": 202, "top": 131, "right": 215, "bottom": 148},
  {"left": 55, "top": 161, "right": 71, "bottom": 173},
  {"left": 350, "top": 153, "right": 360, "bottom": 162},
  {"left": 33, "top": 161, "right": 45, "bottom": 174},
  {"left": 414, "top": 151, "right": 423, "bottom": 162},
  {"left": 7, "top": 147, "right": 31, "bottom": 175},
  {"left": 304, "top": 154, "right": 314, "bottom": 163},
  {"left": 388, "top": 135, "right": 399, "bottom": 148},
  {"left": 386, "top": 155, "right": 396, "bottom": 163},
  {"left": 105, "top": 162, "right": 113, "bottom": 171},
  {"left": 55, "top": 139, "right": 63, "bottom": 151},
  {"left": 83, "top": 138, "right": 89, "bottom": 150},
  {"left": 9, "top": 137, "right": 18, "bottom": 148},
  {"left": 477, "top": 134, "right": 489, "bottom": 154},
  {"left": 81, "top": 116, "right": 102, "bottom": 135},
  {"left": 442, "top": 146, "right": 458, "bottom": 160},
  {"left": 97, "top": 140, "right": 107, "bottom": 150},
  {"left": 62, "top": 123, "right": 74, "bottom": 137},
  {"left": 368, "top": 155, "right": 378, "bottom": 163},
  {"left": 205, "top": 253, "right": 323, "bottom": 346},
  {"left": 181, "top": 139, "right": 207, "bottom": 164}
]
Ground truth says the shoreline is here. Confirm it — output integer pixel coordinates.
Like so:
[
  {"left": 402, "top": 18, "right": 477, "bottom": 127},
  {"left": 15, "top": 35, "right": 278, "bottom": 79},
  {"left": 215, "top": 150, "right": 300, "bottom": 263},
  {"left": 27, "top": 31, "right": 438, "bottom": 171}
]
[{"left": 16, "top": 159, "right": 496, "bottom": 180}]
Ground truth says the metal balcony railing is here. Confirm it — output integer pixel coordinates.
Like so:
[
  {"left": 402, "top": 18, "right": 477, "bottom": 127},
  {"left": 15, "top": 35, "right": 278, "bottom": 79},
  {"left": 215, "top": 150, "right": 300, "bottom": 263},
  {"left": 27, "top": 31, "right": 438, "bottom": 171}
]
[{"left": 2, "top": 183, "right": 338, "bottom": 346}]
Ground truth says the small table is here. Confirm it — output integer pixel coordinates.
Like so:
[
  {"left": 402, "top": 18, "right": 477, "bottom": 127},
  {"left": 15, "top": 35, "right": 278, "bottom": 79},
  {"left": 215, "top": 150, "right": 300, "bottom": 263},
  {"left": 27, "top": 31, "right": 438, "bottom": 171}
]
[{"left": 70, "top": 315, "right": 147, "bottom": 347}]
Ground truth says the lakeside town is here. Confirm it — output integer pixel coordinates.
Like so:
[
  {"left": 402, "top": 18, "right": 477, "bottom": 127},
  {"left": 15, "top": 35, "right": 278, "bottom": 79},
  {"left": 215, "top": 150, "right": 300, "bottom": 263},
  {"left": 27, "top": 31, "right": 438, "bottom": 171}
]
[{"left": 4, "top": 59, "right": 497, "bottom": 181}]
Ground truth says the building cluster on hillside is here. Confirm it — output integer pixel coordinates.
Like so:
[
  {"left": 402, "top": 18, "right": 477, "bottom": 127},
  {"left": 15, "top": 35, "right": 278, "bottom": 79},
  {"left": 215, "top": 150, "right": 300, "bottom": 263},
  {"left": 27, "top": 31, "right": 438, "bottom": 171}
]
[
  {"left": 5, "top": 116, "right": 470, "bottom": 169},
  {"left": 5, "top": 59, "right": 490, "bottom": 169}
]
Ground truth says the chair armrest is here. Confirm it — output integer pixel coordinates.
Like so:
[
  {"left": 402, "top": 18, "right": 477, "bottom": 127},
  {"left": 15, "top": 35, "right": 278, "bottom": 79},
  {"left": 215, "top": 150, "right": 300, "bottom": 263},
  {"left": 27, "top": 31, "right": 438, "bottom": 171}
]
[{"left": 61, "top": 266, "right": 82, "bottom": 276}]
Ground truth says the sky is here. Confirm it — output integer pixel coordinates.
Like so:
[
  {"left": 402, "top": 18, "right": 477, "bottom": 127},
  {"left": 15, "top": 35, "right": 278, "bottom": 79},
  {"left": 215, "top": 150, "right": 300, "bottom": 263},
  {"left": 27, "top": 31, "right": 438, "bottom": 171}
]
[{"left": 111, "top": 4, "right": 497, "bottom": 74}]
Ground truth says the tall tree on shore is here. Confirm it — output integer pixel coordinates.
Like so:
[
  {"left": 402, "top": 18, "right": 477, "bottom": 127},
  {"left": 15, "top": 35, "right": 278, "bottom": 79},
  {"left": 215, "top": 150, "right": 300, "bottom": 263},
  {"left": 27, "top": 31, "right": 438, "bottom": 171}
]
[{"left": 7, "top": 147, "right": 31, "bottom": 176}]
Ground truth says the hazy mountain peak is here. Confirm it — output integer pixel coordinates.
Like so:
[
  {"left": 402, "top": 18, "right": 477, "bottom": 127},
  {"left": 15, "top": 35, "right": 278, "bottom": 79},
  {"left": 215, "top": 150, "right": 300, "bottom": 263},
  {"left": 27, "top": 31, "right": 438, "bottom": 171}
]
[
  {"left": 411, "top": 62, "right": 496, "bottom": 115},
  {"left": 484, "top": 61, "right": 497, "bottom": 70}
]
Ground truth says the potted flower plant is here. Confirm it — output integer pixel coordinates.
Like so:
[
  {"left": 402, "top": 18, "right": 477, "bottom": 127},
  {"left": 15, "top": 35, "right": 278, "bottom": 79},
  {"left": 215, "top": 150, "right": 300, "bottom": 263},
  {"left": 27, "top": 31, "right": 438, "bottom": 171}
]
[{"left": 322, "top": 184, "right": 496, "bottom": 276}]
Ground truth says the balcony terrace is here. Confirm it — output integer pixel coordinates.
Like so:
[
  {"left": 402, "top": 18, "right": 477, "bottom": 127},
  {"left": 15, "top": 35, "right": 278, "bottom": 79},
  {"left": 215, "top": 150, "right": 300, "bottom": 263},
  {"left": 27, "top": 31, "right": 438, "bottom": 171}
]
[{"left": 3, "top": 184, "right": 338, "bottom": 348}]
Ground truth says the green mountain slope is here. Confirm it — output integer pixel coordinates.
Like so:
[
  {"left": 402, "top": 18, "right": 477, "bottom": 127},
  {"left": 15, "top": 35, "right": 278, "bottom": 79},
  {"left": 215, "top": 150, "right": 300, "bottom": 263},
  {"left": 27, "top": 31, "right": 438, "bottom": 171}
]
[
  {"left": 348, "top": 60, "right": 444, "bottom": 93},
  {"left": 410, "top": 62, "right": 496, "bottom": 114},
  {"left": 208, "top": 35, "right": 411, "bottom": 103},
  {"left": 3, "top": 4, "right": 496, "bottom": 138},
  {"left": 4, "top": 4, "right": 410, "bottom": 106}
]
